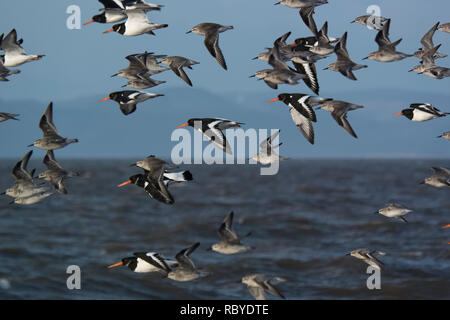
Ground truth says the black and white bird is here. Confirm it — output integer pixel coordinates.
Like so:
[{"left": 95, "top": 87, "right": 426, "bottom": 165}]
[
  {"left": 103, "top": 9, "right": 168, "bottom": 36},
  {"left": 186, "top": 23, "right": 233, "bottom": 70},
  {"left": 99, "top": 91, "right": 163, "bottom": 115},
  {"left": 29, "top": 103, "right": 79, "bottom": 150},
  {"left": 123, "top": 156, "right": 176, "bottom": 204},
  {"left": 108, "top": 251, "right": 177, "bottom": 273},
  {"left": 160, "top": 56, "right": 199, "bottom": 87},
  {"left": 84, "top": 0, "right": 127, "bottom": 25},
  {"left": 0, "top": 112, "right": 19, "bottom": 122},
  {"left": 0, "top": 29, "right": 44, "bottom": 67},
  {"left": 395, "top": 103, "right": 449, "bottom": 122},
  {"left": 177, "top": 118, "right": 243, "bottom": 154},
  {"left": 324, "top": 32, "right": 367, "bottom": 80},
  {"left": 268, "top": 93, "right": 331, "bottom": 144},
  {"left": 376, "top": 203, "right": 413, "bottom": 223},
  {"left": 316, "top": 100, "right": 364, "bottom": 138},
  {"left": 420, "top": 167, "right": 450, "bottom": 188},
  {"left": 242, "top": 274, "right": 286, "bottom": 300},
  {"left": 347, "top": 248, "right": 385, "bottom": 270},
  {"left": 38, "top": 151, "right": 79, "bottom": 195},
  {"left": 134, "top": 243, "right": 204, "bottom": 282},
  {"left": 210, "top": 212, "right": 252, "bottom": 255},
  {"left": 364, "top": 19, "right": 412, "bottom": 62}
]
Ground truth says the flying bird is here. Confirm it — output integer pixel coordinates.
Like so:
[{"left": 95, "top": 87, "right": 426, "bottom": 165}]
[
  {"left": 99, "top": 91, "right": 163, "bottom": 115},
  {"left": 324, "top": 32, "right": 367, "bottom": 80},
  {"left": 210, "top": 212, "right": 252, "bottom": 254},
  {"left": 187, "top": 23, "right": 233, "bottom": 70},
  {"left": 177, "top": 118, "right": 243, "bottom": 154},
  {"left": 250, "top": 130, "right": 287, "bottom": 164},
  {"left": 108, "top": 251, "right": 177, "bottom": 273},
  {"left": 160, "top": 56, "right": 199, "bottom": 86},
  {"left": 103, "top": 9, "right": 168, "bottom": 36},
  {"left": 364, "top": 19, "right": 413, "bottom": 62},
  {"left": 29, "top": 102, "right": 79, "bottom": 150},
  {"left": 420, "top": 167, "right": 450, "bottom": 188},
  {"left": 316, "top": 100, "right": 364, "bottom": 138},
  {"left": 83, "top": 0, "right": 127, "bottom": 25},
  {"left": 376, "top": 203, "right": 413, "bottom": 223},
  {"left": 414, "top": 22, "right": 447, "bottom": 60},
  {"left": 38, "top": 151, "right": 79, "bottom": 195},
  {"left": 347, "top": 248, "right": 385, "bottom": 270},
  {"left": 394, "top": 103, "right": 449, "bottom": 122},
  {"left": 269, "top": 93, "right": 331, "bottom": 144},
  {"left": 0, "top": 112, "right": 19, "bottom": 122},
  {"left": 351, "top": 15, "right": 388, "bottom": 30},
  {"left": 242, "top": 274, "right": 286, "bottom": 300},
  {"left": 0, "top": 29, "right": 45, "bottom": 67}
]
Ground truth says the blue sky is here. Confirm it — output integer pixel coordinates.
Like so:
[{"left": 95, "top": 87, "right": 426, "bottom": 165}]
[
  {"left": 0, "top": 0, "right": 449, "bottom": 159},
  {"left": 0, "top": 0, "right": 449, "bottom": 100}
]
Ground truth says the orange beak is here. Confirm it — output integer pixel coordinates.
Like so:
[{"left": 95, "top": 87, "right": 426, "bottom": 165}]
[
  {"left": 99, "top": 97, "right": 111, "bottom": 102},
  {"left": 289, "top": 42, "right": 296, "bottom": 46},
  {"left": 83, "top": 20, "right": 94, "bottom": 26},
  {"left": 177, "top": 123, "right": 189, "bottom": 128},
  {"left": 442, "top": 224, "right": 450, "bottom": 229},
  {"left": 394, "top": 112, "right": 403, "bottom": 116},
  {"left": 103, "top": 29, "right": 114, "bottom": 34},
  {"left": 108, "top": 261, "right": 123, "bottom": 268},
  {"left": 118, "top": 180, "right": 132, "bottom": 187},
  {"left": 268, "top": 97, "right": 279, "bottom": 103}
]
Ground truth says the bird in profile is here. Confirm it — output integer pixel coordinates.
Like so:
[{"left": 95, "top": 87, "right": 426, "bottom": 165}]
[
  {"left": 316, "top": 100, "right": 364, "bottom": 138},
  {"left": 0, "top": 112, "right": 19, "bottom": 122},
  {"left": 250, "top": 130, "right": 287, "bottom": 164},
  {"left": 364, "top": 19, "right": 413, "bottom": 62},
  {"left": 0, "top": 29, "right": 45, "bottom": 67},
  {"left": 376, "top": 203, "right": 413, "bottom": 223},
  {"left": 29, "top": 102, "right": 79, "bottom": 150},
  {"left": 2, "top": 151, "right": 52, "bottom": 205},
  {"left": 112, "top": 52, "right": 168, "bottom": 80},
  {"left": 414, "top": 22, "right": 447, "bottom": 60},
  {"left": 300, "top": 7, "right": 337, "bottom": 56},
  {"left": 394, "top": 103, "right": 449, "bottom": 122},
  {"left": 99, "top": 91, "right": 163, "bottom": 115},
  {"left": 253, "top": 33, "right": 307, "bottom": 90},
  {"left": 177, "top": 118, "right": 244, "bottom": 154},
  {"left": 160, "top": 56, "right": 199, "bottom": 86},
  {"left": 347, "top": 248, "right": 386, "bottom": 270},
  {"left": 437, "top": 131, "right": 450, "bottom": 140},
  {"left": 409, "top": 44, "right": 450, "bottom": 78},
  {"left": 241, "top": 274, "right": 286, "bottom": 300},
  {"left": 438, "top": 23, "right": 450, "bottom": 33},
  {"left": 324, "top": 32, "right": 367, "bottom": 80},
  {"left": 37, "top": 151, "right": 79, "bottom": 195},
  {"left": 136, "top": 243, "right": 205, "bottom": 282},
  {"left": 83, "top": 0, "right": 127, "bottom": 25},
  {"left": 0, "top": 59, "right": 20, "bottom": 81},
  {"left": 268, "top": 93, "right": 331, "bottom": 144},
  {"left": 351, "top": 15, "right": 389, "bottom": 31},
  {"left": 125, "top": 155, "right": 175, "bottom": 204},
  {"left": 108, "top": 251, "right": 178, "bottom": 273},
  {"left": 187, "top": 23, "right": 233, "bottom": 70},
  {"left": 210, "top": 212, "right": 252, "bottom": 254},
  {"left": 274, "top": 0, "right": 328, "bottom": 10},
  {"left": 103, "top": 9, "right": 168, "bottom": 36},
  {"left": 420, "top": 167, "right": 450, "bottom": 188}
]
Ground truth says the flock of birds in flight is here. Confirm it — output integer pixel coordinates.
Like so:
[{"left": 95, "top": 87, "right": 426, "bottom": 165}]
[{"left": 1, "top": 0, "right": 450, "bottom": 300}]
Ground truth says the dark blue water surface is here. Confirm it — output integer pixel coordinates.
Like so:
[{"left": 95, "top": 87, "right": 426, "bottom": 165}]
[{"left": 0, "top": 159, "right": 449, "bottom": 299}]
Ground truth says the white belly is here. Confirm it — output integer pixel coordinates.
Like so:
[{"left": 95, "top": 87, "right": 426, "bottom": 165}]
[
  {"left": 4, "top": 54, "right": 32, "bottom": 67},
  {"left": 412, "top": 109, "right": 437, "bottom": 122}
]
